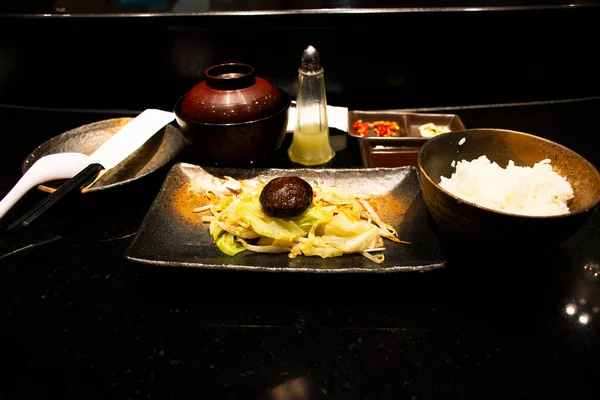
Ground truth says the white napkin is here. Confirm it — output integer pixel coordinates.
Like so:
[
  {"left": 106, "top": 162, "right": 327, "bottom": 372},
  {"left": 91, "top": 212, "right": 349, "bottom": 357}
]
[{"left": 286, "top": 104, "right": 349, "bottom": 133}]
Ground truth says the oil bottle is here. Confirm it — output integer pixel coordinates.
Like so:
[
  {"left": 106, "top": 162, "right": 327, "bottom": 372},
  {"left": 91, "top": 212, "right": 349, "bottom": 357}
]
[{"left": 288, "top": 45, "right": 335, "bottom": 166}]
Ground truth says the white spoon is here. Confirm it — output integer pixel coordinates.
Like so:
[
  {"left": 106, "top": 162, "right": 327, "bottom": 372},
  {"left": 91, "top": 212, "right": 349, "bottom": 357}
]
[{"left": 0, "top": 152, "right": 91, "bottom": 220}]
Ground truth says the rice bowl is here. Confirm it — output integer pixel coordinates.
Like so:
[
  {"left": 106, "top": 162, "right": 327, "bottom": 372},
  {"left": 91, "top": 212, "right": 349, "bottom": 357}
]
[{"left": 417, "top": 128, "right": 600, "bottom": 250}]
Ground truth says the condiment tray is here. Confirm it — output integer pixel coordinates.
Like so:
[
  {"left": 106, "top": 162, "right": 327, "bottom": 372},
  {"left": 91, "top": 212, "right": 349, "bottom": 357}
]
[
  {"left": 348, "top": 110, "right": 466, "bottom": 167},
  {"left": 348, "top": 110, "right": 465, "bottom": 142}
]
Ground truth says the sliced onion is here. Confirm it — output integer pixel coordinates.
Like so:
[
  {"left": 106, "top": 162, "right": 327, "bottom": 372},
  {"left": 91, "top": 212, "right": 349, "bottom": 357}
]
[
  {"left": 358, "top": 199, "right": 388, "bottom": 232},
  {"left": 365, "top": 247, "right": 386, "bottom": 252},
  {"left": 238, "top": 238, "right": 290, "bottom": 253},
  {"left": 361, "top": 251, "right": 385, "bottom": 264},
  {"left": 216, "top": 220, "right": 260, "bottom": 239},
  {"left": 192, "top": 204, "right": 211, "bottom": 213},
  {"left": 360, "top": 199, "right": 410, "bottom": 244}
]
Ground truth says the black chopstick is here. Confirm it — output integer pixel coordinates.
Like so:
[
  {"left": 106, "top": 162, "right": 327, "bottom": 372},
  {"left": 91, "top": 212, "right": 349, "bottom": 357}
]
[{"left": 7, "top": 163, "right": 104, "bottom": 232}]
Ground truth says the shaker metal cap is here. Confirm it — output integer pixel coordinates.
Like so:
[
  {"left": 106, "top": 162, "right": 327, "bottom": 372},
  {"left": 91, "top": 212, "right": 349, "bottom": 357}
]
[{"left": 301, "top": 45, "right": 321, "bottom": 72}]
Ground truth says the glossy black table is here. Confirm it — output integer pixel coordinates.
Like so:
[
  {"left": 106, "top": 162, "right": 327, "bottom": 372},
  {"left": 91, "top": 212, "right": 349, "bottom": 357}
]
[{"left": 0, "top": 97, "right": 598, "bottom": 399}]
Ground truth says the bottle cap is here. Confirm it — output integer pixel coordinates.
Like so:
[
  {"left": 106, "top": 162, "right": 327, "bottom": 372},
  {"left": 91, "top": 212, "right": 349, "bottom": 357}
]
[{"left": 301, "top": 45, "right": 321, "bottom": 73}]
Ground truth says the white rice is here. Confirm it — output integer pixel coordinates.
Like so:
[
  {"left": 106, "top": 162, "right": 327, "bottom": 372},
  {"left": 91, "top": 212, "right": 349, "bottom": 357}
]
[{"left": 439, "top": 155, "right": 574, "bottom": 216}]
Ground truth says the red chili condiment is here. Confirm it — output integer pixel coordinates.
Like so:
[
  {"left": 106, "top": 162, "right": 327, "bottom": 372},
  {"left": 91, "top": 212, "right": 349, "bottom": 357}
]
[
  {"left": 373, "top": 120, "right": 400, "bottom": 137},
  {"left": 353, "top": 120, "right": 370, "bottom": 136},
  {"left": 353, "top": 120, "right": 400, "bottom": 137}
]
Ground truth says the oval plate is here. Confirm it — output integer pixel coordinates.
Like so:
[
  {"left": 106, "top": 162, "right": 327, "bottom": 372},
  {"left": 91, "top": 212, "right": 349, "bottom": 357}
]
[{"left": 22, "top": 117, "right": 187, "bottom": 193}]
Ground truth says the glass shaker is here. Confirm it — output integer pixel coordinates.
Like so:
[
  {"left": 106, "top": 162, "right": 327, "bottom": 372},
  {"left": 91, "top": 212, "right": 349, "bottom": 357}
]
[{"left": 288, "top": 45, "right": 335, "bottom": 166}]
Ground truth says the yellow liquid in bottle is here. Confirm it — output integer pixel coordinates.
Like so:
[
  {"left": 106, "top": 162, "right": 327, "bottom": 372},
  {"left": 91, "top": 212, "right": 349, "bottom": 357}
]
[{"left": 288, "top": 123, "right": 335, "bottom": 166}]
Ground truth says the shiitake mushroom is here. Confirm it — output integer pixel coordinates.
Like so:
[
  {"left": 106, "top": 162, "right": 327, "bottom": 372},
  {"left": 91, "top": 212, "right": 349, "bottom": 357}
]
[{"left": 259, "top": 176, "right": 313, "bottom": 218}]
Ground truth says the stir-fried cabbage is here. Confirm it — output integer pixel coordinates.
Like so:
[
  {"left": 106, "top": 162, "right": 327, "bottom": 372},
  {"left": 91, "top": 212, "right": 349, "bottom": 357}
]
[{"left": 192, "top": 176, "right": 409, "bottom": 264}]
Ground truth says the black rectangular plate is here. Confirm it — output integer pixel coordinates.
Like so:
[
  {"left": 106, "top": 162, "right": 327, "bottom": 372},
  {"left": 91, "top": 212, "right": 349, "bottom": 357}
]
[{"left": 125, "top": 163, "right": 445, "bottom": 273}]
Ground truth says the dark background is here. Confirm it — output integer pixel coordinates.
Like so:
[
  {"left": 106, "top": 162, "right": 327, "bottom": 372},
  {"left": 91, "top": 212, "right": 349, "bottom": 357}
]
[
  {"left": 2, "top": 0, "right": 600, "bottom": 14},
  {"left": 1, "top": 4, "right": 600, "bottom": 114},
  {"left": 1, "top": 4, "right": 600, "bottom": 400}
]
